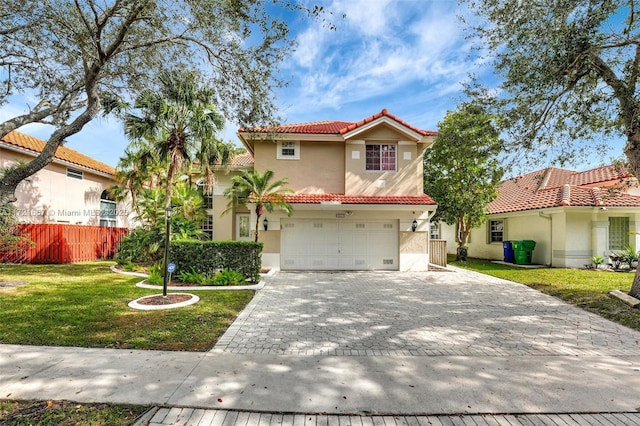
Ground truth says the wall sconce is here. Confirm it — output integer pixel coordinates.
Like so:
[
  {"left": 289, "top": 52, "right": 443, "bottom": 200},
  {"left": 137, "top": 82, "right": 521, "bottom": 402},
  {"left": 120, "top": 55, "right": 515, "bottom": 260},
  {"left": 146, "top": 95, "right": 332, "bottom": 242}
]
[
  {"left": 411, "top": 219, "right": 418, "bottom": 232},
  {"left": 263, "top": 217, "right": 269, "bottom": 231}
]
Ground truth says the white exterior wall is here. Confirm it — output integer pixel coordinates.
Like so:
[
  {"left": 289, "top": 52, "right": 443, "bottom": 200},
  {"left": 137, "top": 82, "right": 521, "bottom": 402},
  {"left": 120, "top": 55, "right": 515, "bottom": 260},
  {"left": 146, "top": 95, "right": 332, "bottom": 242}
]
[
  {"left": 1, "top": 154, "right": 131, "bottom": 228},
  {"left": 555, "top": 212, "right": 591, "bottom": 268},
  {"left": 253, "top": 207, "right": 433, "bottom": 271},
  {"left": 442, "top": 208, "right": 640, "bottom": 269}
]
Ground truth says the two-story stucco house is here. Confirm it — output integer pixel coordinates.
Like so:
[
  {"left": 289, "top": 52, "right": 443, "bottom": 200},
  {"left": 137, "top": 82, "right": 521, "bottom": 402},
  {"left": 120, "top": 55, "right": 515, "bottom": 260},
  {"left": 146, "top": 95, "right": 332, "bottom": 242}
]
[
  {"left": 0, "top": 130, "right": 131, "bottom": 228},
  {"left": 209, "top": 109, "right": 438, "bottom": 271}
]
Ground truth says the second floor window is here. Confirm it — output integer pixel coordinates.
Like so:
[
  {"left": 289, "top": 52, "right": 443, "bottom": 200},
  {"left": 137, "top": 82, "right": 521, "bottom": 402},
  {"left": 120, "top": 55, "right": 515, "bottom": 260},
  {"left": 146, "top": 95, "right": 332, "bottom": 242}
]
[
  {"left": 277, "top": 141, "right": 300, "bottom": 160},
  {"left": 366, "top": 144, "right": 396, "bottom": 171},
  {"left": 67, "top": 168, "right": 83, "bottom": 180}
]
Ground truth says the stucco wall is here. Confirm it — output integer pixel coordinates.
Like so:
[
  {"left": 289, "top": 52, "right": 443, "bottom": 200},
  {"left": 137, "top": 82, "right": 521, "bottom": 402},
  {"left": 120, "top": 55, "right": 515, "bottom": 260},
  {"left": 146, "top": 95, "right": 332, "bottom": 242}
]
[
  {"left": 211, "top": 194, "right": 234, "bottom": 240},
  {"left": 1, "top": 150, "right": 130, "bottom": 227},
  {"left": 399, "top": 231, "right": 427, "bottom": 253},
  {"left": 253, "top": 141, "right": 345, "bottom": 193},
  {"left": 260, "top": 230, "right": 281, "bottom": 253},
  {"left": 442, "top": 213, "right": 553, "bottom": 266}
]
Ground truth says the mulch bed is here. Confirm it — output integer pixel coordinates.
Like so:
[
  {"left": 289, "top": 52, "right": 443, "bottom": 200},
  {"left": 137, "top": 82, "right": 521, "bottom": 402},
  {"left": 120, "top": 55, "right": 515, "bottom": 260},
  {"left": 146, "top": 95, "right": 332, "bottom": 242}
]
[{"left": 136, "top": 294, "right": 193, "bottom": 305}]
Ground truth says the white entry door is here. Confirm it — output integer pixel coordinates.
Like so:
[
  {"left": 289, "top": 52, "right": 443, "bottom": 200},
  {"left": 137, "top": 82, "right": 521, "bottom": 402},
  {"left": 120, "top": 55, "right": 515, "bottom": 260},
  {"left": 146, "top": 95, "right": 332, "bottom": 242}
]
[{"left": 280, "top": 219, "right": 398, "bottom": 270}]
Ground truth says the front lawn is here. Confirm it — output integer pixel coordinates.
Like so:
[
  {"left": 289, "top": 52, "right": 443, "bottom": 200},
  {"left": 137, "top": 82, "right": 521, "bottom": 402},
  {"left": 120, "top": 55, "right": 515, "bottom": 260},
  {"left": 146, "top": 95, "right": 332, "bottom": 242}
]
[
  {"left": 0, "top": 261, "right": 254, "bottom": 351},
  {"left": 449, "top": 256, "right": 640, "bottom": 331}
]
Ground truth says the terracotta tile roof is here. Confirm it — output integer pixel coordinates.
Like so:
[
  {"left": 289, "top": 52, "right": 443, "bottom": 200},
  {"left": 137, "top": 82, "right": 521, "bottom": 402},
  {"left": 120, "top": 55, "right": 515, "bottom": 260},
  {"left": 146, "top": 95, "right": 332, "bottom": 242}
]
[
  {"left": 231, "top": 153, "right": 254, "bottom": 166},
  {"left": 568, "top": 164, "right": 630, "bottom": 186},
  {"left": 489, "top": 165, "right": 640, "bottom": 214},
  {"left": 1, "top": 130, "right": 115, "bottom": 176},
  {"left": 339, "top": 109, "right": 437, "bottom": 137},
  {"left": 284, "top": 193, "right": 436, "bottom": 205},
  {"left": 239, "top": 109, "right": 437, "bottom": 136}
]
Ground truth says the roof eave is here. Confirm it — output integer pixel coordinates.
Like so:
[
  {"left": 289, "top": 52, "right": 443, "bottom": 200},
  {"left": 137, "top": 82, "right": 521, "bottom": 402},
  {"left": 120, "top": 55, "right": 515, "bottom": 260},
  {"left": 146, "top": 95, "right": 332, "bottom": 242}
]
[
  {"left": 341, "top": 116, "right": 426, "bottom": 141},
  {"left": 0, "top": 141, "right": 114, "bottom": 178}
]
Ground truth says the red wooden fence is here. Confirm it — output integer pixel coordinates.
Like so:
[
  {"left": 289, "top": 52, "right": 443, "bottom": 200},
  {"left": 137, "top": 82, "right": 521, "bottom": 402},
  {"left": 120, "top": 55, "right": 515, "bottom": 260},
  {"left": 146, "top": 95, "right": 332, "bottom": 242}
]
[{"left": 1, "top": 224, "right": 129, "bottom": 264}]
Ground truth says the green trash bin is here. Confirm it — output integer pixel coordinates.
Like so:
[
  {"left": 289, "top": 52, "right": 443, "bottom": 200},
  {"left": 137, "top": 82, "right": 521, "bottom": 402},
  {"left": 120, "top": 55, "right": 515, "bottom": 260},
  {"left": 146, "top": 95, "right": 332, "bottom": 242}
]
[{"left": 513, "top": 240, "right": 536, "bottom": 265}]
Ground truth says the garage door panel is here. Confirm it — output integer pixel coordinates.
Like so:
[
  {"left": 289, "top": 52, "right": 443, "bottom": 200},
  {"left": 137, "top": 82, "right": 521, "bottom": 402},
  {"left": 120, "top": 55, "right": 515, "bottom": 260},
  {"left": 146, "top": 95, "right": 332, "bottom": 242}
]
[{"left": 281, "top": 219, "right": 398, "bottom": 271}]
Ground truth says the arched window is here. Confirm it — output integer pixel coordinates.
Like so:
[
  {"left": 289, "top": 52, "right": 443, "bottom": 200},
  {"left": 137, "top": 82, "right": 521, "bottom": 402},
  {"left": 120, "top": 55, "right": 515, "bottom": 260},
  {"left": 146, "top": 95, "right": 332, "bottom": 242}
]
[{"left": 100, "top": 190, "right": 117, "bottom": 227}]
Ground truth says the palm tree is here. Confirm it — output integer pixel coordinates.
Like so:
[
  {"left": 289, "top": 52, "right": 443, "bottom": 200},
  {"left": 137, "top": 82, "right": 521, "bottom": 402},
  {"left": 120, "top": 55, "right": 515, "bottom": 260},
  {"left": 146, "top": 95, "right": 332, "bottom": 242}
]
[
  {"left": 224, "top": 169, "right": 293, "bottom": 242},
  {"left": 124, "top": 69, "right": 225, "bottom": 220},
  {"left": 111, "top": 144, "right": 159, "bottom": 217}
]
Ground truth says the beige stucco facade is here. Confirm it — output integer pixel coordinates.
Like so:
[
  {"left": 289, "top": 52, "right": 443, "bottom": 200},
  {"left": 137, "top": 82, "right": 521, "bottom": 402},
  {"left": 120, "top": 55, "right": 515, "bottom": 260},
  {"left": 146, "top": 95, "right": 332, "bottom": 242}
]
[
  {"left": 229, "top": 111, "right": 438, "bottom": 271},
  {"left": 0, "top": 147, "right": 131, "bottom": 228}
]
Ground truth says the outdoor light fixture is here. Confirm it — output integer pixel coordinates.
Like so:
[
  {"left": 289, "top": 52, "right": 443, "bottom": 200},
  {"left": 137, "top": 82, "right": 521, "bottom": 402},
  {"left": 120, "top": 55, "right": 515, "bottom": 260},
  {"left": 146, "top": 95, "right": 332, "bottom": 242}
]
[
  {"left": 263, "top": 217, "right": 269, "bottom": 231},
  {"left": 162, "top": 206, "right": 173, "bottom": 297},
  {"left": 411, "top": 219, "right": 418, "bottom": 232}
]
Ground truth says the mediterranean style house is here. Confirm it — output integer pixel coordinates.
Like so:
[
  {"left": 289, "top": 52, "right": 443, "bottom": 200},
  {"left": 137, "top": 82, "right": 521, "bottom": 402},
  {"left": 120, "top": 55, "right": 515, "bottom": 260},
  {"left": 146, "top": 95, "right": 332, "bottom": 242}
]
[
  {"left": 438, "top": 164, "right": 640, "bottom": 268},
  {"left": 209, "top": 109, "right": 438, "bottom": 271},
  {"left": 0, "top": 130, "right": 131, "bottom": 228}
]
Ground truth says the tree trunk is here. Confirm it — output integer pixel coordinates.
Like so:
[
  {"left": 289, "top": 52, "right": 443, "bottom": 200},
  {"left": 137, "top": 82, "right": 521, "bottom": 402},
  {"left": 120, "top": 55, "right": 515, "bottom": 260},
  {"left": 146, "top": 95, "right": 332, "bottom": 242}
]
[
  {"left": 0, "top": 78, "right": 101, "bottom": 210},
  {"left": 254, "top": 204, "right": 263, "bottom": 242},
  {"left": 624, "top": 129, "right": 640, "bottom": 298},
  {"left": 455, "top": 214, "right": 471, "bottom": 261}
]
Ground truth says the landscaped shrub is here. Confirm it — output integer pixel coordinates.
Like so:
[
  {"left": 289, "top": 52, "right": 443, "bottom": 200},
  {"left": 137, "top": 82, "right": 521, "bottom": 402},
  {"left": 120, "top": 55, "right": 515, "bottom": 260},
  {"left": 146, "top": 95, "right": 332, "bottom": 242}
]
[
  {"left": 115, "top": 219, "right": 206, "bottom": 265},
  {"left": 178, "top": 267, "right": 208, "bottom": 285},
  {"left": 170, "top": 240, "right": 262, "bottom": 283},
  {"left": 147, "top": 263, "right": 164, "bottom": 285},
  {"left": 115, "top": 226, "right": 164, "bottom": 264},
  {"left": 212, "top": 269, "right": 246, "bottom": 286}
]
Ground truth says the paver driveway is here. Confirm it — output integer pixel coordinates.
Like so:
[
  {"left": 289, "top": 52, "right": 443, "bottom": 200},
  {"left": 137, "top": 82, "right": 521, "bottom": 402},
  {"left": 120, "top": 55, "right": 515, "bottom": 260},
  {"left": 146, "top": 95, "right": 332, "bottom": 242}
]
[{"left": 214, "top": 268, "right": 640, "bottom": 357}]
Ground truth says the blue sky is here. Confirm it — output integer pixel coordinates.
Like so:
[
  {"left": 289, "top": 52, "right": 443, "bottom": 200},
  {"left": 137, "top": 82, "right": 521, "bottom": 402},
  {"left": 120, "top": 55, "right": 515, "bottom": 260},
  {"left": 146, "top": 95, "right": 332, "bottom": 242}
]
[{"left": 1, "top": 0, "right": 626, "bottom": 172}]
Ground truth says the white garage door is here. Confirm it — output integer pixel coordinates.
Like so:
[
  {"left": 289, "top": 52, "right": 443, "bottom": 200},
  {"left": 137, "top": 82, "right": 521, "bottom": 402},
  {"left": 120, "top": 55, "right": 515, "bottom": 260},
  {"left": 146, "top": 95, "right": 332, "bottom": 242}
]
[{"left": 280, "top": 219, "right": 398, "bottom": 270}]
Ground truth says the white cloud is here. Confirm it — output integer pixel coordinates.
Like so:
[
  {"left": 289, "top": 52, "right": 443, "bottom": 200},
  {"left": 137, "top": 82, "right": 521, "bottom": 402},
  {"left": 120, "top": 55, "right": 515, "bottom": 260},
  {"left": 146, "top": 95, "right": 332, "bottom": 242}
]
[{"left": 281, "top": 0, "right": 478, "bottom": 118}]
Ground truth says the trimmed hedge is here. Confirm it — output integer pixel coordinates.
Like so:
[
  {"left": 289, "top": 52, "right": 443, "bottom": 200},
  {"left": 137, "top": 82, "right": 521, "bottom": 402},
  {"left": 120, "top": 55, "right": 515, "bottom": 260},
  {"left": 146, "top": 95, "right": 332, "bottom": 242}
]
[{"left": 169, "top": 240, "right": 263, "bottom": 283}]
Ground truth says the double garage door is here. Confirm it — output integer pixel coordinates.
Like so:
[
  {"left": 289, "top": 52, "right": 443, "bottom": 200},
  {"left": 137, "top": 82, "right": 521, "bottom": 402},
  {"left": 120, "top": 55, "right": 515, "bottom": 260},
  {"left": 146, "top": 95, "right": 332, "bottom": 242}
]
[{"left": 280, "top": 219, "right": 398, "bottom": 270}]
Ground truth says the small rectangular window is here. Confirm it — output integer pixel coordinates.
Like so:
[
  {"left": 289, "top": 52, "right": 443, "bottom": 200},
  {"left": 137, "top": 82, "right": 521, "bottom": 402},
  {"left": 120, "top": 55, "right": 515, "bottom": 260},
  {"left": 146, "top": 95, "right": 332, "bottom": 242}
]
[
  {"left": 277, "top": 141, "right": 300, "bottom": 160},
  {"left": 488, "top": 219, "right": 504, "bottom": 243},
  {"left": 366, "top": 144, "right": 396, "bottom": 171},
  {"left": 200, "top": 215, "right": 214, "bottom": 240},
  {"left": 282, "top": 141, "right": 296, "bottom": 156},
  {"left": 66, "top": 168, "right": 83, "bottom": 180},
  {"left": 430, "top": 223, "right": 440, "bottom": 240}
]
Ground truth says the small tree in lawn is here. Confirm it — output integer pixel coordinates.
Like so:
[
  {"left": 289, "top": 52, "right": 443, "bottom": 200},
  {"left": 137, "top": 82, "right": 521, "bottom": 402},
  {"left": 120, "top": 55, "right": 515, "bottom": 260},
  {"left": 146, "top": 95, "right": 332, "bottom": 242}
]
[
  {"left": 424, "top": 102, "right": 504, "bottom": 260},
  {"left": 224, "top": 170, "right": 293, "bottom": 242}
]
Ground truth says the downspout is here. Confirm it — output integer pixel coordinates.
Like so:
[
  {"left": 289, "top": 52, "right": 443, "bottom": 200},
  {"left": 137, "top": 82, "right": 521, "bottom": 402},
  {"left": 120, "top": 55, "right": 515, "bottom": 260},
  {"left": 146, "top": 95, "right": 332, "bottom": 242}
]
[{"left": 539, "top": 211, "right": 552, "bottom": 267}]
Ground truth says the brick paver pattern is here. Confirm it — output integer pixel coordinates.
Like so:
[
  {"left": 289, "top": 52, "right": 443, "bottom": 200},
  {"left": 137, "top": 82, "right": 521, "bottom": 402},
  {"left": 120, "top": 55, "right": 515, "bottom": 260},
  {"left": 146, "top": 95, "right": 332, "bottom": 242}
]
[{"left": 213, "top": 270, "right": 640, "bottom": 357}]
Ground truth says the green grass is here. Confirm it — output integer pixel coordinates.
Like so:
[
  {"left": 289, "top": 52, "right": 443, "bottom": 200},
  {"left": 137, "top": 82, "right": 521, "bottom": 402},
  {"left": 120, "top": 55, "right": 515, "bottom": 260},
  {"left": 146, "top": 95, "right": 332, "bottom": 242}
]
[
  {"left": 449, "top": 256, "right": 640, "bottom": 331},
  {"left": 0, "top": 261, "right": 254, "bottom": 351},
  {"left": 0, "top": 400, "right": 148, "bottom": 426}
]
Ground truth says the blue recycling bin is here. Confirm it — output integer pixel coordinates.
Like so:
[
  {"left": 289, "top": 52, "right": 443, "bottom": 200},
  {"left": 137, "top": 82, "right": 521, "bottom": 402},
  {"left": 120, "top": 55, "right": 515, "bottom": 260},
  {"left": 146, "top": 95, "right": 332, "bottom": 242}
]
[{"left": 503, "top": 241, "right": 514, "bottom": 263}]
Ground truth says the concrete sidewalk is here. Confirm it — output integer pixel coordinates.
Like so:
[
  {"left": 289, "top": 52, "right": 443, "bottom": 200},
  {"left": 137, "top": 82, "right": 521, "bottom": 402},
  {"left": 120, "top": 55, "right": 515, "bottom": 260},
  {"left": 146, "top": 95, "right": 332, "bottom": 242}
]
[
  {"left": 3, "top": 344, "right": 640, "bottom": 416},
  {"left": 4, "top": 269, "right": 640, "bottom": 424}
]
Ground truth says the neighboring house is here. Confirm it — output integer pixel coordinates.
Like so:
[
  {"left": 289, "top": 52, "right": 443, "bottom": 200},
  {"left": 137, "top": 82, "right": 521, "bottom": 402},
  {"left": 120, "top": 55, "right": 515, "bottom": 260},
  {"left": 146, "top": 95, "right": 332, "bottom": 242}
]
[
  {"left": 438, "top": 164, "right": 640, "bottom": 267},
  {"left": 0, "top": 130, "right": 131, "bottom": 228},
  {"left": 210, "top": 109, "right": 438, "bottom": 271}
]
